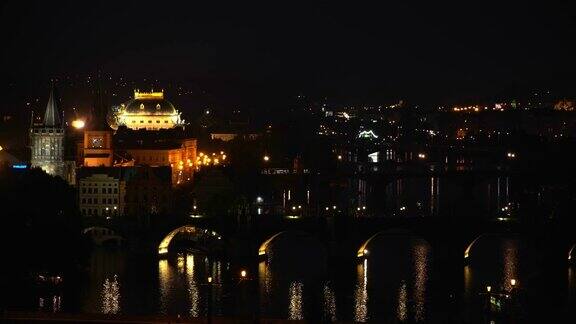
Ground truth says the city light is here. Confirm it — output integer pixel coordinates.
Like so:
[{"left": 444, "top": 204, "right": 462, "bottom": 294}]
[
  {"left": 510, "top": 279, "right": 516, "bottom": 287},
  {"left": 486, "top": 286, "right": 491, "bottom": 293},
  {"left": 507, "top": 152, "right": 516, "bottom": 159},
  {"left": 263, "top": 155, "right": 270, "bottom": 162},
  {"left": 71, "top": 119, "right": 85, "bottom": 129},
  {"left": 418, "top": 153, "right": 426, "bottom": 159},
  {"left": 208, "top": 277, "right": 213, "bottom": 283},
  {"left": 240, "top": 270, "right": 247, "bottom": 278}
]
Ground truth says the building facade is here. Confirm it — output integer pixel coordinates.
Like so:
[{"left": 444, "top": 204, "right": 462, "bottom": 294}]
[
  {"left": 123, "top": 166, "right": 172, "bottom": 216},
  {"left": 79, "top": 171, "right": 125, "bottom": 217},
  {"left": 30, "top": 88, "right": 68, "bottom": 178},
  {"left": 78, "top": 166, "right": 172, "bottom": 218},
  {"left": 126, "top": 138, "right": 196, "bottom": 185}
]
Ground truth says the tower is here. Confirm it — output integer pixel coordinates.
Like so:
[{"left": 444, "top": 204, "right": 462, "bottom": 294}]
[
  {"left": 83, "top": 80, "right": 114, "bottom": 167},
  {"left": 30, "top": 87, "right": 66, "bottom": 177}
]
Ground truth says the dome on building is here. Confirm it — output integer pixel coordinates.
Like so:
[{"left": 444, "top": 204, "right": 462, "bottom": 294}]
[
  {"left": 122, "top": 91, "right": 177, "bottom": 115},
  {"left": 112, "top": 90, "right": 185, "bottom": 130}
]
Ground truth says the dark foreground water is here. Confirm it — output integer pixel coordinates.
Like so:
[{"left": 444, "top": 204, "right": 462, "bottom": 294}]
[{"left": 11, "top": 233, "right": 576, "bottom": 323}]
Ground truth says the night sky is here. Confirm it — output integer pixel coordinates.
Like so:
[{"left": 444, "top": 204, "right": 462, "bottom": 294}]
[{"left": 1, "top": 1, "right": 576, "bottom": 109}]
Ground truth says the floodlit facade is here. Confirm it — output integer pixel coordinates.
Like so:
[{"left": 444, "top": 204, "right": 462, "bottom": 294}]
[
  {"left": 113, "top": 90, "right": 184, "bottom": 130},
  {"left": 30, "top": 88, "right": 66, "bottom": 177}
]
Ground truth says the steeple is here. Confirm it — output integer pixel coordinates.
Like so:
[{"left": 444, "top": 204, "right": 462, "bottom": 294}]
[
  {"left": 90, "top": 74, "right": 111, "bottom": 131},
  {"left": 43, "top": 86, "right": 61, "bottom": 127}
]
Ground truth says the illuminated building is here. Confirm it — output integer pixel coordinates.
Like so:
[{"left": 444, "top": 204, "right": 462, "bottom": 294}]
[
  {"left": 30, "top": 87, "right": 75, "bottom": 182},
  {"left": 113, "top": 90, "right": 184, "bottom": 130},
  {"left": 78, "top": 169, "right": 125, "bottom": 217},
  {"left": 83, "top": 84, "right": 114, "bottom": 167},
  {"left": 125, "top": 139, "right": 196, "bottom": 185},
  {"left": 115, "top": 128, "right": 196, "bottom": 185}
]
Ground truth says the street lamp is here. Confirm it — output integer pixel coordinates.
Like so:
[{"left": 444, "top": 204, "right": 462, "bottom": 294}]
[
  {"left": 510, "top": 279, "right": 516, "bottom": 287},
  {"left": 263, "top": 155, "right": 270, "bottom": 162},
  {"left": 486, "top": 286, "right": 491, "bottom": 293},
  {"left": 240, "top": 270, "right": 247, "bottom": 278}
]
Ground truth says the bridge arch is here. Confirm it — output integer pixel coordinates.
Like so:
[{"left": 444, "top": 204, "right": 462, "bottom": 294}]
[
  {"left": 464, "top": 234, "right": 488, "bottom": 260},
  {"left": 463, "top": 233, "right": 520, "bottom": 261},
  {"left": 82, "top": 227, "right": 123, "bottom": 245},
  {"left": 158, "top": 225, "right": 222, "bottom": 255},
  {"left": 258, "top": 231, "right": 316, "bottom": 257},
  {"left": 357, "top": 229, "right": 428, "bottom": 258},
  {"left": 569, "top": 243, "right": 576, "bottom": 262}
]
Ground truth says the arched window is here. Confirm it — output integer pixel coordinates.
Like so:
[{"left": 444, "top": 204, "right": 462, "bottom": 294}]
[
  {"left": 156, "top": 104, "right": 161, "bottom": 110},
  {"left": 140, "top": 103, "right": 145, "bottom": 110}
]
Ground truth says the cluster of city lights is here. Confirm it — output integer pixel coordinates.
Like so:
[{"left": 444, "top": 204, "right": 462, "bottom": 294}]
[
  {"left": 196, "top": 151, "right": 227, "bottom": 168},
  {"left": 449, "top": 103, "right": 511, "bottom": 113},
  {"left": 71, "top": 119, "right": 86, "bottom": 129}
]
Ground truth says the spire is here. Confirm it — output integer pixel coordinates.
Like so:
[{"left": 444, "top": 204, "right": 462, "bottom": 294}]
[
  {"left": 90, "top": 73, "right": 111, "bottom": 131},
  {"left": 43, "top": 86, "right": 61, "bottom": 127}
]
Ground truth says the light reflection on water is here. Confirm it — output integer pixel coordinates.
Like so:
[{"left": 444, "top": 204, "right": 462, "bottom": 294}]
[
  {"left": 323, "top": 283, "right": 337, "bottom": 322},
  {"left": 397, "top": 281, "right": 408, "bottom": 322},
  {"left": 354, "top": 258, "right": 368, "bottom": 322},
  {"left": 288, "top": 281, "right": 303, "bottom": 320},
  {"left": 356, "top": 235, "right": 431, "bottom": 322},
  {"left": 31, "top": 233, "right": 560, "bottom": 321},
  {"left": 185, "top": 255, "right": 199, "bottom": 317},
  {"left": 503, "top": 239, "right": 518, "bottom": 291},
  {"left": 158, "top": 259, "right": 170, "bottom": 314},
  {"left": 414, "top": 243, "right": 428, "bottom": 322},
  {"left": 102, "top": 275, "right": 120, "bottom": 314},
  {"left": 157, "top": 252, "right": 225, "bottom": 317}
]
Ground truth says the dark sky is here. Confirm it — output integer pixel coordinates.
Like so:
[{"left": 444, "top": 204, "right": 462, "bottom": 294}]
[{"left": 1, "top": 1, "right": 576, "bottom": 107}]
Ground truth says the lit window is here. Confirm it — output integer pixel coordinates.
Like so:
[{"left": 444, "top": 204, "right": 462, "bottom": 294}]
[
  {"left": 156, "top": 104, "right": 161, "bottom": 110},
  {"left": 140, "top": 103, "right": 145, "bottom": 110}
]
